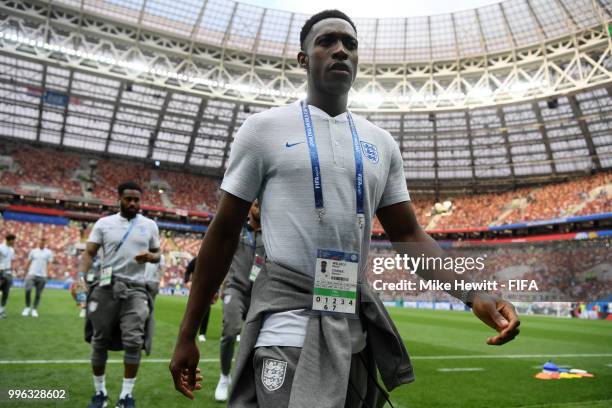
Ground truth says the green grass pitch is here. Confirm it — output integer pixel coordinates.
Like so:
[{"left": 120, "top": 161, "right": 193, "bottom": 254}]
[{"left": 0, "top": 289, "right": 610, "bottom": 407}]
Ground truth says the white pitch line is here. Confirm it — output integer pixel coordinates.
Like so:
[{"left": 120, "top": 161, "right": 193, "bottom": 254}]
[
  {"left": 437, "top": 367, "right": 484, "bottom": 372},
  {"left": 1, "top": 353, "right": 611, "bottom": 365}
]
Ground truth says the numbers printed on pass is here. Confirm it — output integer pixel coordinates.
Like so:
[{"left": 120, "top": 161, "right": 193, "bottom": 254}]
[
  {"left": 7, "top": 389, "right": 67, "bottom": 399},
  {"left": 313, "top": 294, "right": 354, "bottom": 314}
]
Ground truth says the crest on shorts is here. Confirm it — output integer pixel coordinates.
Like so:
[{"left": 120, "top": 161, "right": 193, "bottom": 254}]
[
  {"left": 261, "top": 358, "right": 287, "bottom": 392},
  {"left": 361, "top": 141, "right": 379, "bottom": 164}
]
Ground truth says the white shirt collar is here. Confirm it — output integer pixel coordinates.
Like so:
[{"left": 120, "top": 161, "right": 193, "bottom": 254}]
[
  {"left": 117, "top": 212, "right": 139, "bottom": 222},
  {"left": 296, "top": 100, "right": 349, "bottom": 122}
]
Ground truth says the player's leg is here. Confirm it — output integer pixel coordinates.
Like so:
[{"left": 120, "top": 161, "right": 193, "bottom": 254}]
[
  {"left": 0, "top": 274, "right": 11, "bottom": 317},
  {"left": 220, "top": 290, "right": 244, "bottom": 374},
  {"left": 198, "top": 307, "right": 211, "bottom": 342},
  {"left": 116, "top": 289, "right": 149, "bottom": 408},
  {"left": 216, "top": 289, "right": 245, "bottom": 401},
  {"left": 87, "top": 286, "right": 120, "bottom": 408},
  {"left": 31, "top": 277, "right": 46, "bottom": 316},
  {"left": 22, "top": 276, "right": 34, "bottom": 316},
  {"left": 252, "top": 346, "right": 300, "bottom": 407}
]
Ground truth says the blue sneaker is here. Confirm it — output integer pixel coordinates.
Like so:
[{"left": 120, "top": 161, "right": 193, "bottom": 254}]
[
  {"left": 87, "top": 391, "right": 108, "bottom": 408},
  {"left": 115, "top": 395, "right": 135, "bottom": 408}
]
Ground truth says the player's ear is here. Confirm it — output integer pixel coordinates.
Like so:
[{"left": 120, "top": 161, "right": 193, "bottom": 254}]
[{"left": 297, "top": 51, "right": 308, "bottom": 70}]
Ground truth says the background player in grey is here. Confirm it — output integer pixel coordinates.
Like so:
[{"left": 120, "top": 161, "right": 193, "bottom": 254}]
[
  {"left": 214, "top": 200, "right": 264, "bottom": 402},
  {"left": 145, "top": 253, "right": 165, "bottom": 299},
  {"left": 183, "top": 257, "right": 217, "bottom": 343},
  {"left": 22, "top": 237, "right": 53, "bottom": 317},
  {"left": 79, "top": 181, "right": 162, "bottom": 408},
  {"left": 0, "top": 233, "right": 16, "bottom": 318},
  {"left": 170, "top": 9, "right": 519, "bottom": 407}
]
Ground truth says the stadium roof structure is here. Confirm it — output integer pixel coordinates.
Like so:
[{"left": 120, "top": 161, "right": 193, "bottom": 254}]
[{"left": 0, "top": 0, "right": 611, "bottom": 193}]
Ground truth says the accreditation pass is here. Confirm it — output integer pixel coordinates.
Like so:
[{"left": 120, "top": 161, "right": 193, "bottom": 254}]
[{"left": 313, "top": 249, "right": 358, "bottom": 314}]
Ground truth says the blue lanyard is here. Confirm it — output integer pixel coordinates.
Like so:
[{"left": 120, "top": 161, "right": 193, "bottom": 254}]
[
  {"left": 114, "top": 216, "right": 137, "bottom": 253},
  {"left": 245, "top": 228, "right": 256, "bottom": 250},
  {"left": 300, "top": 101, "right": 365, "bottom": 226}
]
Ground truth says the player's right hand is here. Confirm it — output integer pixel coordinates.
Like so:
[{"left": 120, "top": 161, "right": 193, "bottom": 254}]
[{"left": 169, "top": 337, "right": 202, "bottom": 399}]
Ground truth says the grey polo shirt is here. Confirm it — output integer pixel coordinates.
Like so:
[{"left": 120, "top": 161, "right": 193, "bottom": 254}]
[
  {"left": 27, "top": 248, "right": 54, "bottom": 278},
  {"left": 0, "top": 243, "right": 15, "bottom": 271},
  {"left": 88, "top": 213, "right": 160, "bottom": 283},
  {"left": 221, "top": 101, "right": 410, "bottom": 278},
  {"left": 221, "top": 101, "right": 410, "bottom": 348}
]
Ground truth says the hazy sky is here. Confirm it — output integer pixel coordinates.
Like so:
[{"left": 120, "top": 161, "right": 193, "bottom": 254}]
[{"left": 239, "top": 0, "right": 503, "bottom": 17}]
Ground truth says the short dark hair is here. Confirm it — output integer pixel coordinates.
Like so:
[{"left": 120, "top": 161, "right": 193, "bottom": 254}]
[
  {"left": 6, "top": 234, "right": 15, "bottom": 241},
  {"left": 117, "top": 181, "right": 142, "bottom": 196},
  {"left": 300, "top": 9, "right": 357, "bottom": 51}
]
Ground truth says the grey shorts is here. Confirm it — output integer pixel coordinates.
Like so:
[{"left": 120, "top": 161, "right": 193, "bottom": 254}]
[
  {"left": 0, "top": 271, "right": 12, "bottom": 288},
  {"left": 25, "top": 276, "right": 47, "bottom": 291},
  {"left": 222, "top": 288, "right": 250, "bottom": 339},
  {"left": 253, "top": 346, "right": 367, "bottom": 408},
  {"left": 88, "top": 285, "right": 149, "bottom": 350}
]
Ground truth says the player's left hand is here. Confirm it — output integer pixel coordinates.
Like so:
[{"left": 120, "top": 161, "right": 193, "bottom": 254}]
[
  {"left": 471, "top": 293, "right": 520, "bottom": 346},
  {"left": 134, "top": 252, "right": 153, "bottom": 264},
  {"left": 179, "top": 367, "right": 203, "bottom": 395}
]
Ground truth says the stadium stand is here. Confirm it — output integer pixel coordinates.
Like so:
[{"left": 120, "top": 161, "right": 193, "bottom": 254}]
[
  {"left": 433, "top": 191, "right": 522, "bottom": 230},
  {"left": 378, "top": 172, "right": 612, "bottom": 230},
  {"left": 0, "top": 146, "right": 82, "bottom": 196},
  {"left": 156, "top": 170, "right": 219, "bottom": 212},
  {"left": 0, "top": 143, "right": 220, "bottom": 211},
  {"left": 504, "top": 172, "right": 612, "bottom": 223},
  {"left": 2, "top": 141, "right": 608, "bottom": 231},
  {"left": 92, "top": 159, "right": 156, "bottom": 204}
]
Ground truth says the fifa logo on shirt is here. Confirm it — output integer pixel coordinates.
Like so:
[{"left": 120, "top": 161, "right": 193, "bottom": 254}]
[{"left": 361, "top": 141, "right": 379, "bottom": 164}]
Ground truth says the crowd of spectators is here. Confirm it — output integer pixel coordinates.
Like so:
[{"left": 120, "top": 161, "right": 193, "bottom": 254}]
[
  {"left": 156, "top": 170, "right": 219, "bottom": 212},
  {"left": 0, "top": 146, "right": 219, "bottom": 211},
  {"left": 92, "top": 159, "right": 162, "bottom": 206},
  {"left": 397, "top": 172, "right": 611, "bottom": 230},
  {"left": 434, "top": 191, "right": 521, "bottom": 230},
  {"left": 578, "top": 193, "right": 611, "bottom": 215},
  {"left": 0, "top": 145, "right": 609, "bottom": 229},
  {"left": 504, "top": 172, "right": 612, "bottom": 223},
  {"left": 0, "top": 147, "right": 82, "bottom": 196}
]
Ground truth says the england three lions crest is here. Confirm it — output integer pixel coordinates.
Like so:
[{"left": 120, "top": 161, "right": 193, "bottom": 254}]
[
  {"left": 361, "top": 141, "right": 379, "bottom": 164},
  {"left": 261, "top": 358, "right": 287, "bottom": 392}
]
